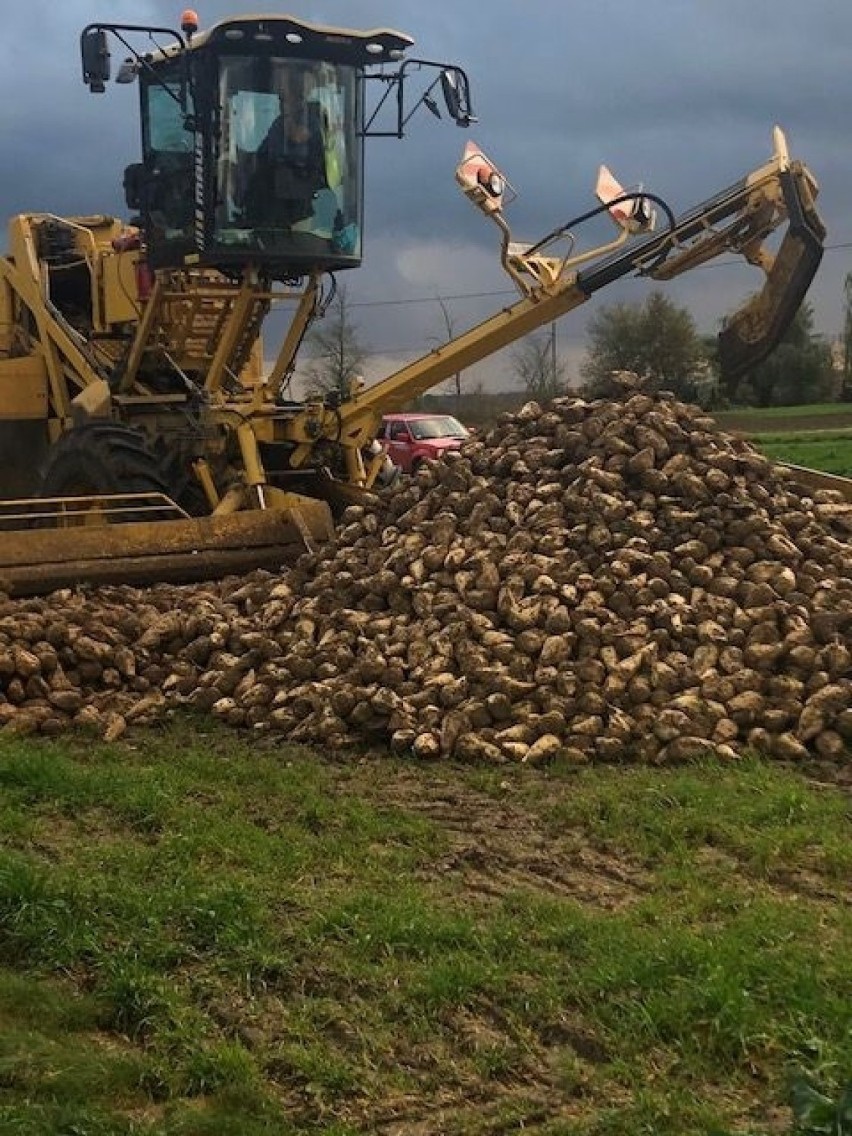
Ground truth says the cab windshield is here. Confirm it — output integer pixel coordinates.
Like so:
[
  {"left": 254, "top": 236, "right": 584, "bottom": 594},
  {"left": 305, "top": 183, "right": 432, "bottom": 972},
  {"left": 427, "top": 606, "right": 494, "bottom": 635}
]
[{"left": 214, "top": 56, "right": 361, "bottom": 259}]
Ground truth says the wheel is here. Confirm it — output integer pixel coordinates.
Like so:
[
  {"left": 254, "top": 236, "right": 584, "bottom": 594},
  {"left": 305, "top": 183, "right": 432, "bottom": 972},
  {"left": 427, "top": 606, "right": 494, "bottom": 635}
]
[{"left": 39, "top": 422, "right": 173, "bottom": 525}]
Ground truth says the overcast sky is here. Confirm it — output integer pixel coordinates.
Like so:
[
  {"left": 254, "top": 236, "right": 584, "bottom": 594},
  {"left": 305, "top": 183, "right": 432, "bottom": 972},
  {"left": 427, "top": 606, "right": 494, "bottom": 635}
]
[{"left": 3, "top": 1, "right": 850, "bottom": 390}]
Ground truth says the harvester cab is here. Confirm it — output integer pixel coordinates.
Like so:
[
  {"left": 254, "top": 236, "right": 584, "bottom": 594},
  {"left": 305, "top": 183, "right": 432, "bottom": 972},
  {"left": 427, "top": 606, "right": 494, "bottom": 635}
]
[{"left": 81, "top": 12, "right": 473, "bottom": 279}]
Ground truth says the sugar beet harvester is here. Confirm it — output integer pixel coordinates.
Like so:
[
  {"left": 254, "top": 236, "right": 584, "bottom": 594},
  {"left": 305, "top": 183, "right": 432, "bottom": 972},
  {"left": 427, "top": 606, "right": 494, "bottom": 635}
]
[{"left": 0, "top": 11, "right": 826, "bottom": 595}]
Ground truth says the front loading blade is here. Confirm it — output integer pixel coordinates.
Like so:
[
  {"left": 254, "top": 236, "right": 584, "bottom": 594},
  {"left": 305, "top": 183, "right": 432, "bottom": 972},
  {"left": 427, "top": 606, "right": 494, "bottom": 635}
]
[{"left": 0, "top": 501, "right": 334, "bottom": 597}]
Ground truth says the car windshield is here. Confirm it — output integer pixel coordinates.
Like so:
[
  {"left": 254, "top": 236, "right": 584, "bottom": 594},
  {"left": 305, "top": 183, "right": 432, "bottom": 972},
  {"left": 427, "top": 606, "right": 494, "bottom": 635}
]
[{"left": 408, "top": 416, "right": 469, "bottom": 441}]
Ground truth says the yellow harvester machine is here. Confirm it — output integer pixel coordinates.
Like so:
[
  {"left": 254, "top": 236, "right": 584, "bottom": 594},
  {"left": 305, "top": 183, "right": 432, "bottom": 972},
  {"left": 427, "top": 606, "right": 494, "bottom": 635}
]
[{"left": 0, "top": 11, "right": 829, "bottom": 594}]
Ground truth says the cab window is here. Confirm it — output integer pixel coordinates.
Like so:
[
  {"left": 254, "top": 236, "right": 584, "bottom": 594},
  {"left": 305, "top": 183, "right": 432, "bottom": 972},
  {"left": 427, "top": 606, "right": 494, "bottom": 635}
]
[{"left": 141, "top": 74, "right": 193, "bottom": 242}]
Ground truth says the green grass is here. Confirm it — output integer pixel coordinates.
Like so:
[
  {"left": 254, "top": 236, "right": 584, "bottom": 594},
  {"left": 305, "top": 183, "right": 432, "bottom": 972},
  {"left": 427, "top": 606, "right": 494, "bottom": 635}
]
[
  {"left": 754, "top": 428, "right": 852, "bottom": 444},
  {"left": 707, "top": 405, "right": 852, "bottom": 476},
  {"left": 752, "top": 433, "right": 852, "bottom": 477},
  {"left": 0, "top": 721, "right": 848, "bottom": 1134}
]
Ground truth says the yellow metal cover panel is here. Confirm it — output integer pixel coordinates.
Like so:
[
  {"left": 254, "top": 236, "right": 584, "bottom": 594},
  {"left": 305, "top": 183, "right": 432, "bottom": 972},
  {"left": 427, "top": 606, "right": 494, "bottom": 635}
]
[
  {"left": 0, "top": 356, "right": 49, "bottom": 419},
  {"left": 101, "top": 251, "right": 141, "bottom": 326}
]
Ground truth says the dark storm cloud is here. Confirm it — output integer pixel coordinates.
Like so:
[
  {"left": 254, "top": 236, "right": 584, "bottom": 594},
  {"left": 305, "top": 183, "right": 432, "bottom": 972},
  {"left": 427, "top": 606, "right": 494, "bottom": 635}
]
[{"left": 4, "top": 1, "right": 850, "bottom": 384}]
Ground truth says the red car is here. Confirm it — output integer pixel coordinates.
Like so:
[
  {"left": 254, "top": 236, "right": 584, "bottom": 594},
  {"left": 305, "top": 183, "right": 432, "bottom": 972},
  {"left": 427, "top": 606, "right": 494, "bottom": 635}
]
[{"left": 378, "top": 413, "right": 471, "bottom": 474}]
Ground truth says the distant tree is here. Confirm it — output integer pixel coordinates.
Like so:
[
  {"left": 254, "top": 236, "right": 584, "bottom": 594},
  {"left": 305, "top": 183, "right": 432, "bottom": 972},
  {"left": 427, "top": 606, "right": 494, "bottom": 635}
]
[
  {"left": 579, "top": 291, "right": 707, "bottom": 399},
  {"left": 511, "top": 327, "right": 567, "bottom": 402},
  {"left": 303, "top": 284, "right": 368, "bottom": 396},
  {"left": 842, "top": 272, "right": 852, "bottom": 402},
  {"left": 732, "top": 302, "right": 834, "bottom": 407}
]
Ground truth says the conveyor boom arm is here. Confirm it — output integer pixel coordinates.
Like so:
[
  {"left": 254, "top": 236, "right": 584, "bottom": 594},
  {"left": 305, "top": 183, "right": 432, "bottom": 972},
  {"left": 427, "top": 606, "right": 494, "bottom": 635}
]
[{"left": 281, "top": 128, "right": 824, "bottom": 478}]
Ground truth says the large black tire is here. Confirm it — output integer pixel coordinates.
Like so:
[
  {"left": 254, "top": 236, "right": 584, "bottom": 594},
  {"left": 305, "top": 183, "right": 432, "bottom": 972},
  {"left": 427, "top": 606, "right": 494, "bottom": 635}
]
[{"left": 40, "top": 423, "right": 173, "bottom": 522}]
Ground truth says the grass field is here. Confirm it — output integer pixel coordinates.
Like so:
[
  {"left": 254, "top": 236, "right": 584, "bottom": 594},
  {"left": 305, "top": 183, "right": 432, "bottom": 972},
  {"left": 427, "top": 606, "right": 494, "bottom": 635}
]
[
  {"left": 750, "top": 431, "right": 852, "bottom": 478},
  {"left": 714, "top": 403, "right": 852, "bottom": 431},
  {"left": 712, "top": 404, "right": 852, "bottom": 478},
  {"left": 0, "top": 722, "right": 849, "bottom": 1135}
]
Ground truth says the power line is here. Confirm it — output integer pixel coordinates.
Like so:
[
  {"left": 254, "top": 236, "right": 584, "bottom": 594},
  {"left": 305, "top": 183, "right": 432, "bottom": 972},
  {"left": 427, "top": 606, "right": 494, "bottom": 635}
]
[{"left": 349, "top": 288, "right": 512, "bottom": 309}]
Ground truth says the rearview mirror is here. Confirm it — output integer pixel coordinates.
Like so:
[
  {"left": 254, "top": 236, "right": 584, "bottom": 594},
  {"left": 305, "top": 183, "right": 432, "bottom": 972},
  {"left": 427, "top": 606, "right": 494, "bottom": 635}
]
[
  {"left": 81, "top": 29, "right": 111, "bottom": 93},
  {"left": 440, "top": 68, "right": 475, "bottom": 127}
]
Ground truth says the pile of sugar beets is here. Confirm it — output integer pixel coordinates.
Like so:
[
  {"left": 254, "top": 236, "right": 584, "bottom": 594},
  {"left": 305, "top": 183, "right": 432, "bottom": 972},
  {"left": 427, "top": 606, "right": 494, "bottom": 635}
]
[{"left": 1, "top": 383, "right": 851, "bottom": 765}]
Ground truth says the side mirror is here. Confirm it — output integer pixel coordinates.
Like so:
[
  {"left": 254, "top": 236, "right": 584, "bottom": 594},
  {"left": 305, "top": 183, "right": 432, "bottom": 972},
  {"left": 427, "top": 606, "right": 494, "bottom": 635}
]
[
  {"left": 440, "top": 68, "right": 475, "bottom": 127},
  {"left": 81, "top": 29, "right": 111, "bottom": 93},
  {"left": 123, "top": 163, "right": 146, "bottom": 212}
]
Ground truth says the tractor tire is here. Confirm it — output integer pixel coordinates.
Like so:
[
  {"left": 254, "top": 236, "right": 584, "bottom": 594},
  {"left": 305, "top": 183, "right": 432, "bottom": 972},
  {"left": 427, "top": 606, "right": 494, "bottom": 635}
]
[{"left": 39, "top": 422, "right": 174, "bottom": 522}]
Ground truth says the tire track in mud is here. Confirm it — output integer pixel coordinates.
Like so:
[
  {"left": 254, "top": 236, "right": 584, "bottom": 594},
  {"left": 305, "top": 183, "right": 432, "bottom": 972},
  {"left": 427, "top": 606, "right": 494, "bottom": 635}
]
[{"left": 355, "top": 768, "right": 653, "bottom": 911}]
